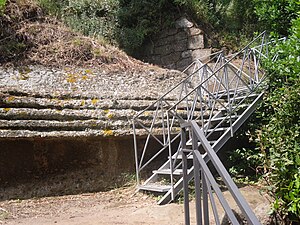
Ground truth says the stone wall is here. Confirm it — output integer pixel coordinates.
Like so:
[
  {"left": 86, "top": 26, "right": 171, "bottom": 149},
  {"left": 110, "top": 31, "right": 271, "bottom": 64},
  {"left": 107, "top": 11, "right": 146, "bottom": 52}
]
[
  {"left": 140, "top": 17, "right": 211, "bottom": 71},
  {"left": 0, "top": 65, "right": 185, "bottom": 199},
  {"left": 0, "top": 135, "right": 168, "bottom": 200}
]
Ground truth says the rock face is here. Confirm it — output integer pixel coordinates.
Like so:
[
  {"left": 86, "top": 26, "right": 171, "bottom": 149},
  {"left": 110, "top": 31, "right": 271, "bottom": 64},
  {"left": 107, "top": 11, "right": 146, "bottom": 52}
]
[
  {"left": 0, "top": 65, "right": 186, "bottom": 187},
  {"left": 0, "top": 65, "right": 186, "bottom": 138},
  {"left": 140, "top": 17, "right": 211, "bottom": 71}
]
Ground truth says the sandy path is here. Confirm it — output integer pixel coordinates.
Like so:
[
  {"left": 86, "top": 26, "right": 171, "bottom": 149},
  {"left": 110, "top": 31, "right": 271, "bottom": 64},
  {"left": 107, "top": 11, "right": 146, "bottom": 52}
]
[{"left": 0, "top": 185, "right": 269, "bottom": 225}]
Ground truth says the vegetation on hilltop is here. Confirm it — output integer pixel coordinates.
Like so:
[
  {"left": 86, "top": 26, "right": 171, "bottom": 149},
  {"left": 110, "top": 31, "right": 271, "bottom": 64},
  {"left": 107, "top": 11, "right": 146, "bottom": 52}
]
[
  {"left": 0, "top": 0, "right": 145, "bottom": 70},
  {"left": 26, "top": 0, "right": 260, "bottom": 54}
]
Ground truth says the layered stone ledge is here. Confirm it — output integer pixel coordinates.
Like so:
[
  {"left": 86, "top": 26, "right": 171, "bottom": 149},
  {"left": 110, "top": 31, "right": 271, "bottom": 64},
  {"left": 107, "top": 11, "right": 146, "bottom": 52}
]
[
  {"left": 0, "top": 65, "right": 186, "bottom": 138},
  {"left": 0, "top": 65, "right": 187, "bottom": 189}
]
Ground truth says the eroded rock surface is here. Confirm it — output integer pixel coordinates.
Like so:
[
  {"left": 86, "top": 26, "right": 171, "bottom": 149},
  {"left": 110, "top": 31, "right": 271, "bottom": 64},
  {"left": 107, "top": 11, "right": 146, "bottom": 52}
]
[{"left": 0, "top": 65, "right": 186, "bottom": 138}]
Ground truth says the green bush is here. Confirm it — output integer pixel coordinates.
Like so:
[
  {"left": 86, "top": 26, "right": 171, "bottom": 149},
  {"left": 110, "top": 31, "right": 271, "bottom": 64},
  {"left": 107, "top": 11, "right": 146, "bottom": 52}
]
[
  {"left": 117, "top": 0, "right": 178, "bottom": 55},
  {"left": 37, "top": 0, "right": 65, "bottom": 16},
  {"left": 255, "top": 15, "right": 300, "bottom": 222},
  {"left": 174, "top": 0, "right": 257, "bottom": 32},
  {"left": 63, "top": 0, "right": 119, "bottom": 42},
  {"left": 37, "top": 0, "right": 119, "bottom": 44},
  {"left": 262, "top": 82, "right": 300, "bottom": 221},
  {"left": 0, "top": 0, "right": 6, "bottom": 14},
  {"left": 253, "top": 0, "right": 300, "bottom": 35},
  {"left": 36, "top": 0, "right": 258, "bottom": 55}
]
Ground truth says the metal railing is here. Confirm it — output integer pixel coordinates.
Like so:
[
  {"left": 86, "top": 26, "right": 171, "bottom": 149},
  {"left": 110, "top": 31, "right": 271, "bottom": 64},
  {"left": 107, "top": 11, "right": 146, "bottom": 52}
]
[
  {"left": 181, "top": 121, "right": 261, "bottom": 225},
  {"left": 133, "top": 31, "right": 276, "bottom": 199}
]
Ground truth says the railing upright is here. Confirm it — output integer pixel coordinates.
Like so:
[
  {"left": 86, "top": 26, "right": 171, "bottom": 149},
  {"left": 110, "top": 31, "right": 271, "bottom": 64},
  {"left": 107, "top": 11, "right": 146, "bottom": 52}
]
[{"left": 181, "top": 121, "right": 262, "bottom": 225}]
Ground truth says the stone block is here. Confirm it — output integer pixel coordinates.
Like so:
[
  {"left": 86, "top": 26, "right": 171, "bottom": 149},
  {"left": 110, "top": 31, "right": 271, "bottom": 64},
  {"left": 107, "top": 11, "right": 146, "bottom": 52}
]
[
  {"left": 174, "top": 31, "right": 188, "bottom": 41},
  {"left": 159, "top": 28, "right": 178, "bottom": 38},
  {"left": 191, "top": 48, "right": 212, "bottom": 61},
  {"left": 173, "top": 41, "right": 187, "bottom": 52},
  {"left": 189, "top": 27, "right": 202, "bottom": 36},
  {"left": 188, "top": 35, "right": 204, "bottom": 50},
  {"left": 176, "top": 57, "right": 193, "bottom": 71},
  {"left": 156, "top": 37, "right": 173, "bottom": 47},
  {"left": 161, "top": 52, "right": 181, "bottom": 65},
  {"left": 181, "top": 50, "right": 192, "bottom": 59},
  {"left": 154, "top": 44, "right": 173, "bottom": 55},
  {"left": 175, "top": 17, "right": 193, "bottom": 28}
]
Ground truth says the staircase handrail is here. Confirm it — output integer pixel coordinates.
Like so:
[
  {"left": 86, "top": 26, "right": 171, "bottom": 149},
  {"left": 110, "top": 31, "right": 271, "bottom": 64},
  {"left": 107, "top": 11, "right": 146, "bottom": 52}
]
[
  {"left": 181, "top": 121, "right": 261, "bottom": 225},
  {"left": 133, "top": 31, "right": 276, "bottom": 194},
  {"left": 133, "top": 50, "right": 223, "bottom": 120}
]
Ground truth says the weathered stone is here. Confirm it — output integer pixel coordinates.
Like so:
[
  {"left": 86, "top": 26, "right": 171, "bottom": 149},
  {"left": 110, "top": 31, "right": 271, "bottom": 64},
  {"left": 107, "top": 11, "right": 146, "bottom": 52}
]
[
  {"left": 156, "top": 36, "right": 173, "bottom": 47},
  {"left": 154, "top": 44, "right": 173, "bottom": 55},
  {"left": 174, "top": 31, "right": 188, "bottom": 41},
  {"left": 132, "top": 17, "right": 209, "bottom": 71},
  {"left": 189, "top": 27, "right": 202, "bottom": 36},
  {"left": 0, "top": 65, "right": 187, "bottom": 138},
  {"left": 188, "top": 35, "right": 204, "bottom": 49},
  {"left": 175, "top": 17, "right": 193, "bottom": 28},
  {"left": 161, "top": 52, "right": 181, "bottom": 65},
  {"left": 159, "top": 29, "right": 178, "bottom": 38},
  {"left": 181, "top": 50, "right": 192, "bottom": 59},
  {"left": 253, "top": 203, "right": 272, "bottom": 225},
  {"left": 0, "top": 136, "right": 136, "bottom": 197},
  {"left": 173, "top": 41, "right": 187, "bottom": 52},
  {"left": 191, "top": 48, "right": 212, "bottom": 61},
  {"left": 176, "top": 57, "right": 192, "bottom": 71}
]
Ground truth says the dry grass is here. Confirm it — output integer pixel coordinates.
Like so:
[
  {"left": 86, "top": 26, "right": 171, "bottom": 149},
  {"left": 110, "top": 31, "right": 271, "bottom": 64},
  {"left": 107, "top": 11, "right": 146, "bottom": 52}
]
[{"left": 0, "top": 0, "right": 145, "bottom": 72}]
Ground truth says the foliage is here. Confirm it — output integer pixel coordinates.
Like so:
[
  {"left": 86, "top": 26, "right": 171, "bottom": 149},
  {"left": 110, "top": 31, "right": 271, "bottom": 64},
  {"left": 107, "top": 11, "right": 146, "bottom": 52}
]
[
  {"left": 0, "top": 0, "right": 6, "bottom": 14},
  {"left": 174, "top": 0, "right": 257, "bottom": 32},
  {"left": 227, "top": 6, "right": 300, "bottom": 221},
  {"left": 253, "top": 0, "right": 300, "bottom": 35},
  {"left": 36, "top": 0, "right": 65, "bottom": 16},
  {"left": 37, "top": 0, "right": 119, "bottom": 44},
  {"left": 36, "top": 0, "right": 259, "bottom": 55},
  {"left": 63, "top": 0, "right": 119, "bottom": 42},
  {"left": 254, "top": 15, "right": 300, "bottom": 222},
  {"left": 262, "top": 82, "right": 300, "bottom": 221},
  {"left": 117, "top": 0, "right": 178, "bottom": 55}
]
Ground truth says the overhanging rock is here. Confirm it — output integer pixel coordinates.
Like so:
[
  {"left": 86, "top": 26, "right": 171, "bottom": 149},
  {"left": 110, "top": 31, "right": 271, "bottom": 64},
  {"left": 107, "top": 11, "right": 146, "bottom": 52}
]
[{"left": 0, "top": 65, "right": 186, "bottom": 138}]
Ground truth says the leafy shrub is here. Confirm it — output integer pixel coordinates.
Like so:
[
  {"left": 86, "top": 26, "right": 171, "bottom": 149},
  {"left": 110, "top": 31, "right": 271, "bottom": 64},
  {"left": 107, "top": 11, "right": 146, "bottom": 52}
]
[
  {"left": 253, "top": 0, "right": 300, "bottom": 35},
  {"left": 63, "top": 0, "right": 119, "bottom": 42},
  {"left": 0, "top": 0, "right": 6, "bottom": 14},
  {"left": 174, "top": 0, "right": 257, "bottom": 32},
  {"left": 37, "top": 0, "right": 119, "bottom": 45},
  {"left": 254, "top": 15, "right": 300, "bottom": 222},
  {"left": 262, "top": 81, "right": 300, "bottom": 221},
  {"left": 36, "top": 0, "right": 65, "bottom": 16},
  {"left": 117, "top": 0, "right": 178, "bottom": 55},
  {"left": 229, "top": 7, "right": 300, "bottom": 222}
]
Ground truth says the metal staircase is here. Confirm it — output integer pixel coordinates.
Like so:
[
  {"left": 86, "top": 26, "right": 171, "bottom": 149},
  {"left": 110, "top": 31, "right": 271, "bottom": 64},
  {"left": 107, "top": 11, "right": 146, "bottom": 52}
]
[{"left": 132, "top": 32, "right": 275, "bottom": 205}]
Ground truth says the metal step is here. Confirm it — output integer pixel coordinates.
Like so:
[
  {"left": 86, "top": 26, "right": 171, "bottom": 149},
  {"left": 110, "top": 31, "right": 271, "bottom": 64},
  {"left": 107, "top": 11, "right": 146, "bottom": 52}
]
[
  {"left": 157, "top": 92, "right": 264, "bottom": 205},
  {"left": 233, "top": 93, "right": 259, "bottom": 101},
  {"left": 153, "top": 169, "right": 183, "bottom": 176},
  {"left": 138, "top": 184, "right": 171, "bottom": 192},
  {"left": 170, "top": 154, "right": 193, "bottom": 160},
  {"left": 186, "top": 139, "right": 216, "bottom": 146},
  {"left": 205, "top": 127, "right": 229, "bottom": 132},
  {"left": 203, "top": 114, "right": 239, "bottom": 122}
]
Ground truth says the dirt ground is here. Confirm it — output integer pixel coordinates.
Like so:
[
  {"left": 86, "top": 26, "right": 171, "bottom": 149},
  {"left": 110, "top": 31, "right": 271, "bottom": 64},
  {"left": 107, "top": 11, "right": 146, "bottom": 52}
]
[{"left": 0, "top": 184, "right": 270, "bottom": 225}]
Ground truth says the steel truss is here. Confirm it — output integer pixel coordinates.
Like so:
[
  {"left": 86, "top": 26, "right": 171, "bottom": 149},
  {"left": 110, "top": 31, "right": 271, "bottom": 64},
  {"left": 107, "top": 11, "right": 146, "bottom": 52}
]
[{"left": 132, "top": 31, "right": 280, "bottom": 206}]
